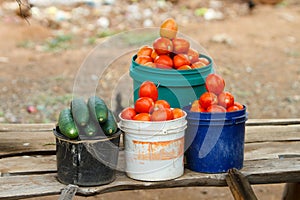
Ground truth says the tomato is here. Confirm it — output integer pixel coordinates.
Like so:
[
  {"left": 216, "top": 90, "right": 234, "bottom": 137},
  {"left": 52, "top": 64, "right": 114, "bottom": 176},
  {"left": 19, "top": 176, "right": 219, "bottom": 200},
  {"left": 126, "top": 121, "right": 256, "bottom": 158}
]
[
  {"left": 172, "top": 108, "right": 185, "bottom": 119},
  {"left": 207, "top": 105, "right": 226, "bottom": 113},
  {"left": 190, "top": 105, "right": 206, "bottom": 112},
  {"left": 187, "top": 48, "right": 199, "bottom": 63},
  {"left": 172, "top": 38, "right": 190, "bottom": 54},
  {"left": 173, "top": 54, "right": 190, "bottom": 69},
  {"left": 137, "top": 45, "right": 153, "bottom": 57},
  {"left": 199, "top": 92, "right": 218, "bottom": 109},
  {"left": 133, "top": 113, "right": 151, "bottom": 121},
  {"left": 135, "top": 56, "right": 153, "bottom": 65},
  {"left": 205, "top": 73, "right": 225, "bottom": 95},
  {"left": 134, "top": 97, "right": 154, "bottom": 113},
  {"left": 151, "top": 50, "right": 159, "bottom": 60},
  {"left": 218, "top": 91, "right": 234, "bottom": 109},
  {"left": 154, "top": 100, "right": 171, "bottom": 109},
  {"left": 191, "top": 61, "right": 207, "bottom": 69},
  {"left": 144, "top": 62, "right": 156, "bottom": 68},
  {"left": 120, "top": 107, "right": 136, "bottom": 120},
  {"left": 234, "top": 102, "right": 244, "bottom": 110},
  {"left": 177, "top": 65, "right": 192, "bottom": 70},
  {"left": 198, "top": 57, "right": 210, "bottom": 65},
  {"left": 153, "top": 37, "right": 173, "bottom": 55},
  {"left": 138, "top": 81, "right": 158, "bottom": 101},
  {"left": 154, "top": 55, "right": 173, "bottom": 69},
  {"left": 227, "top": 105, "right": 241, "bottom": 112},
  {"left": 160, "top": 18, "right": 178, "bottom": 40},
  {"left": 151, "top": 108, "right": 174, "bottom": 121}
]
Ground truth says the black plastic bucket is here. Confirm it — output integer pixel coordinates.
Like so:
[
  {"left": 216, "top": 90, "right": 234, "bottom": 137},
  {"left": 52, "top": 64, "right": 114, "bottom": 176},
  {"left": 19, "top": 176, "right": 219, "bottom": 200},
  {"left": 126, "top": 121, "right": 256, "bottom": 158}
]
[
  {"left": 183, "top": 105, "right": 247, "bottom": 173},
  {"left": 54, "top": 127, "right": 121, "bottom": 186}
]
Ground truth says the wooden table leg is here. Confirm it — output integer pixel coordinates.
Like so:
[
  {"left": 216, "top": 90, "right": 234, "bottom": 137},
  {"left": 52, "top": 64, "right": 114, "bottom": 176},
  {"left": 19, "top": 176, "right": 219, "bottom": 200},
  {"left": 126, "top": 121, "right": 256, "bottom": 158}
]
[{"left": 282, "top": 182, "right": 300, "bottom": 200}]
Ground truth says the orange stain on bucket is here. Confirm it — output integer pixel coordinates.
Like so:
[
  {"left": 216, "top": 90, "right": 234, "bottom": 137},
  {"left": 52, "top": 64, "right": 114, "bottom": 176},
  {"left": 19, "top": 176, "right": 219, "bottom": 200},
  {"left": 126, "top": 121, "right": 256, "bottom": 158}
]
[{"left": 132, "top": 137, "right": 184, "bottom": 160}]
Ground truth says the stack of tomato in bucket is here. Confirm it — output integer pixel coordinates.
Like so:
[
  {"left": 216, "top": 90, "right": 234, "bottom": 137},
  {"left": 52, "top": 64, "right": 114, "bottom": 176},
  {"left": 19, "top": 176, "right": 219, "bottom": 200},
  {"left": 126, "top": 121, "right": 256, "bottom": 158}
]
[{"left": 120, "top": 17, "right": 248, "bottom": 181}]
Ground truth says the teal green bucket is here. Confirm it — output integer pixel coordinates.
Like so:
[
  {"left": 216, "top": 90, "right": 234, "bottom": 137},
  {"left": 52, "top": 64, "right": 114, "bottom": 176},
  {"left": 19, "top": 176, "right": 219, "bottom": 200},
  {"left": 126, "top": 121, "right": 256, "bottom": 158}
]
[{"left": 130, "top": 54, "right": 213, "bottom": 108}]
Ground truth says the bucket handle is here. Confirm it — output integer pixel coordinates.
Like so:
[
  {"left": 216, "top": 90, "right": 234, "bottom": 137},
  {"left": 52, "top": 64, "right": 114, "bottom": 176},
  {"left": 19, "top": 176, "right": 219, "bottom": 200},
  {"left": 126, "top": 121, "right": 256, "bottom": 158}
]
[{"left": 231, "top": 113, "right": 248, "bottom": 125}]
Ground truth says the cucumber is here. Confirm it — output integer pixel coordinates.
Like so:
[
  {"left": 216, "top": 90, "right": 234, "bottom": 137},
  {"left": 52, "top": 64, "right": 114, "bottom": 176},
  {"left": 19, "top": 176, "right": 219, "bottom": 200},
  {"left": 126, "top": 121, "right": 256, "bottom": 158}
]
[
  {"left": 58, "top": 108, "right": 79, "bottom": 139},
  {"left": 87, "top": 96, "right": 108, "bottom": 123},
  {"left": 101, "top": 109, "right": 118, "bottom": 135},
  {"left": 70, "top": 97, "right": 89, "bottom": 127},
  {"left": 82, "top": 119, "right": 102, "bottom": 137}
]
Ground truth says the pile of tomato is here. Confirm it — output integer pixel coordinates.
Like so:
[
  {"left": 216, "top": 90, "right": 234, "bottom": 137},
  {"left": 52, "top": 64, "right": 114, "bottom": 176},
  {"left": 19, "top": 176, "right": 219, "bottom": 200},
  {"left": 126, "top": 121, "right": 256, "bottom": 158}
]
[
  {"left": 120, "top": 81, "right": 185, "bottom": 121},
  {"left": 190, "top": 73, "right": 244, "bottom": 113},
  {"left": 134, "top": 18, "right": 210, "bottom": 70}
]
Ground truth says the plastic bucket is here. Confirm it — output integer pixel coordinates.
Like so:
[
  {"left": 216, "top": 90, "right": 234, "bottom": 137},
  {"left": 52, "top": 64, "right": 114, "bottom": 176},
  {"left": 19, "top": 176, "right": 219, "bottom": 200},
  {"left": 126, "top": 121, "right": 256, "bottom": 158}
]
[
  {"left": 130, "top": 54, "right": 213, "bottom": 108},
  {"left": 183, "top": 106, "right": 247, "bottom": 173},
  {"left": 118, "top": 112, "right": 187, "bottom": 181},
  {"left": 53, "top": 127, "right": 121, "bottom": 186}
]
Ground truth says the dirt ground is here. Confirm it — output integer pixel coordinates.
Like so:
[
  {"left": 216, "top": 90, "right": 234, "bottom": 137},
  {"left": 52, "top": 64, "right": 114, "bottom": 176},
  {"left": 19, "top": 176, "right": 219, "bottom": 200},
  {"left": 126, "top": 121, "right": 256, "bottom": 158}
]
[{"left": 1, "top": 0, "right": 300, "bottom": 199}]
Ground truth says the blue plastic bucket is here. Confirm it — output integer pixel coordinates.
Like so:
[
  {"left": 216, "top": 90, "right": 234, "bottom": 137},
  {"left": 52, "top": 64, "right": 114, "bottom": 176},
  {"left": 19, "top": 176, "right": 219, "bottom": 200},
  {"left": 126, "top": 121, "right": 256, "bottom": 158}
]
[
  {"left": 183, "top": 105, "right": 247, "bottom": 173},
  {"left": 130, "top": 54, "right": 213, "bottom": 108}
]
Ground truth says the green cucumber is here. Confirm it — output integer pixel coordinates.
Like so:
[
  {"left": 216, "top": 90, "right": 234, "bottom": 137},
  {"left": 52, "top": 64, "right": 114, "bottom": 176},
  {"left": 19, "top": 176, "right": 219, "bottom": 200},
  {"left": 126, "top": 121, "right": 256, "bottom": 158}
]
[
  {"left": 70, "top": 97, "right": 89, "bottom": 127},
  {"left": 82, "top": 119, "right": 102, "bottom": 137},
  {"left": 58, "top": 108, "right": 79, "bottom": 139},
  {"left": 101, "top": 109, "right": 118, "bottom": 135},
  {"left": 87, "top": 96, "right": 108, "bottom": 123}
]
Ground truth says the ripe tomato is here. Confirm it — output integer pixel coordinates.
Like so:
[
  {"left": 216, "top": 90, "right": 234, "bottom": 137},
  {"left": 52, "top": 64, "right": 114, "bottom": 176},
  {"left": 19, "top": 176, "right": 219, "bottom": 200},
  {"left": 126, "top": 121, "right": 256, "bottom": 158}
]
[
  {"left": 227, "top": 105, "right": 241, "bottom": 112},
  {"left": 205, "top": 73, "right": 225, "bottom": 95},
  {"left": 172, "top": 108, "right": 185, "bottom": 119},
  {"left": 137, "top": 45, "right": 153, "bottom": 57},
  {"left": 134, "top": 97, "right": 154, "bottom": 113},
  {"left": 173, "top": 54, "right": 190, "bottom": 69},
  {"left": 154, "top": 55, "right": 173, "bottom": 69},
  {"left": 199, "top": 92, "right": 218, "bottom": 109},
  {"left": 234, "top": 102, "right": 244, "bottom": 110},
  {"left": 144, "top": 62, "right": 156, "bottom": 68},
  {"left": 172, "top": 38, "right": 190, "bottom": 54},
  {"left": 207, "top": 105, "right": 226, "bottom": 113},
  {"left": 133, "top": 113, "right": 151, "bottom": 121},
  {"left": 187, "top": 48, "right": 199, "bottom": 63},
  {"left": 177, "top": 65, "right": 192, "bottom": 70},
  {"left": 138, "top": 81, "right": 158, "bottom": 101},
  {"left": 153, "top": 37, "right": 173, "bottom": 55},
  {"left": 120, "top": 107, "right": 137, "bottom": 120},
  {"left": 149, "top": 99, "right": 170, "bottom": 113},
  {"left": 135, "top": 56, "right": 153, "bottom": 65},
  {"left": 191, "top": 61, "right": 206, "bottom": 69},
  {"left": 151, "top": 108, "right": 174, "bottom": 121},
  {"left": 160, "top": 18, "right": 178, "bottom": 40},
  {"left": 190, "top": 105, "right": 206, "bottom": 112},
  {"left": 151, "top": 50, "right": 159, "bottom": 60},
  {"left": 218, "top": 91, "right": 234, "bottom": 109},
  {"left": 198, "top": 57, "right": 210, "bottom": 65}
]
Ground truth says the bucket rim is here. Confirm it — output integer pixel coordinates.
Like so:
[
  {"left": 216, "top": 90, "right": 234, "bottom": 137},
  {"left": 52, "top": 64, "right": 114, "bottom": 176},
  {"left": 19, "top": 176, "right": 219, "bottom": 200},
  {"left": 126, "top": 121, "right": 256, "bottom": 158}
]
[{"left": 53, "top": 127, "right": 122, "bottom": 144}]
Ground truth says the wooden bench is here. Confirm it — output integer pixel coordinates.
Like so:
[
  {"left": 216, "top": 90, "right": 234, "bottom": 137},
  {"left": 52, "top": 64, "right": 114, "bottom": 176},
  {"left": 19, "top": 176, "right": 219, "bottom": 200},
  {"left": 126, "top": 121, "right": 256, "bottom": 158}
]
[{"left": 0, "top": 119, "right": 300, "bottom": 199}]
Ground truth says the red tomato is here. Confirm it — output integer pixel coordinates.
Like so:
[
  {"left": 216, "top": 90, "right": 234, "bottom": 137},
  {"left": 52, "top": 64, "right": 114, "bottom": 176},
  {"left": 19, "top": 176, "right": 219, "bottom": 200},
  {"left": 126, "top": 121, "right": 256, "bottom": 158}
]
[
  {"left": 187, "top": 48, "right": 199, "bottom": 63},
  {"left": 218, "top": 91, "right": 234, "bottom": 109},
  {"left": 191, "top": 61, "right": 206, "bottom": 69},
  {"left": 151, "top": 50, "right": 159, "bottom": 60},
  {"left": 173, "top": 54, "right": 190, "bottom": 69},
  {"left": 227, "top": 105, "right": 241, "bottom": 112},
  {"left": 151, "top": 108, "right": 174, "bottom": 121},
  {"left": 172, "top": 108, "right": 185, "bottom": 119},
  {"left": 135, "top": 56, "right": 153, "bottom": 65},
  {"left": 153, "top": 37, "right": 173, "bottom": 55},
  {"left": 134, "top": 97, "right": 154, "bottom": 113},
  {"left": 190, "top": 105, "right": 206, "bottom": 112},
  {"left": 120, "top": 107, "right": 136, "bottom": 120},
  {"left": 138, "top": 81, "right": 158, "bottom": 101},
  {"left": 172, "top": 38, "right": 190, "bottom": 54},
  {"left": 207, "top": 105, "right": 226, "bottom": 113},
  {"left": 144, "top": 62, "right": 156, "bottom": 68},
  {"left": 198, "top": 57, "right": 210, "bottom": 65},
  {"left": 160, "top": 18, "right": 178, "bottom": 40},
  {"left": 149, "top": 99, "right": 170, "bottom": 113},
  {"left": 177, "top": 65, "right": 192, "bottom": 70},
  {"left": 137, "top": 45, "right": 153, "bottom": 57},
  {"left": 199, "top": 92, "right": 218, "bottom": 109},
  {"left": 234, "top": 102, "right": 244, "bottom": 110},
  {"left": 205, "top": 73, "right": 225, "bottom": 95},
  {"left": 133, "top": 113, "right": 151, "bottom": 121},
  {"left": 154, "top": 55, "right": 173, "bottom": 69}
]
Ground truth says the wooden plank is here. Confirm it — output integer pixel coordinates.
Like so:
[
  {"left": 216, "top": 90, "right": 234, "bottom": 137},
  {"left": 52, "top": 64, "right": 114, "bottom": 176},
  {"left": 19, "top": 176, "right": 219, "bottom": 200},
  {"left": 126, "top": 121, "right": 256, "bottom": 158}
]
[
  {"left": 245, "top": 125, "right": 300, "bottom": 143},
  {"left": 246, "top": 118, "right": 300, "bottom": 126},
  {"left": 0, "top": 158, "right": 299, "bottom": 199},
  {"left": 0, "top": 123, "right": 55, "bottom": 132}
]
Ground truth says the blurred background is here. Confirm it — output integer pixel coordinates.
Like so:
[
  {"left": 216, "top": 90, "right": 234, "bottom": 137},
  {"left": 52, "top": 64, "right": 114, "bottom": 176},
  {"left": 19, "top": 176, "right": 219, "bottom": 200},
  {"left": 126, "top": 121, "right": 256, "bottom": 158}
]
[{"left": 0, "top": 0, "right": 299, "bottom": 198}]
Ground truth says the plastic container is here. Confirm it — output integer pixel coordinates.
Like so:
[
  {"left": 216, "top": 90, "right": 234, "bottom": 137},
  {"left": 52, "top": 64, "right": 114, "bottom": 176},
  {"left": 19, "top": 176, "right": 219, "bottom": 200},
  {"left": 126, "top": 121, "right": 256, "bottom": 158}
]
[
  {"left": 183, "top": 106, "right": 247, "bottom": 173},
  {"left": 130, "top": 54, "right": 213, "bottom": 108},
  {"left": 118, "top": 112, "right": 187, "bottom": 181},
  {"left": 54, "top": 127, "right": 121, "bottom": 186}
]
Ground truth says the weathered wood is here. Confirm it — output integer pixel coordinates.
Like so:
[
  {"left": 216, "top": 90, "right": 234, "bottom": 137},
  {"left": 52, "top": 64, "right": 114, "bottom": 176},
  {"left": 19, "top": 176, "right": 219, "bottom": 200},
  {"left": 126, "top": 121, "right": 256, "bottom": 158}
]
[
  {"left": 246, "top": 118, "right": 300, "bottom": 126},
  {"left": 0, "top": 123, "right": 55, "bottom": 132},
  {"left": 226, "top": 168, "right": 258, "bottom": 200},
  {"left": 282, "top": 182, "right": 300, "bottom": 200}
]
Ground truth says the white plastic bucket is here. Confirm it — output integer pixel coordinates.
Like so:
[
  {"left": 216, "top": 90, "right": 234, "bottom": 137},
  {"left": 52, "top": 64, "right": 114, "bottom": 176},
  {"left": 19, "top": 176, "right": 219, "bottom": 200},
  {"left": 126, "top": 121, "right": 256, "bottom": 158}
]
[{"left": 118, "top": 111, "right": 187, "bottom": 181}]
